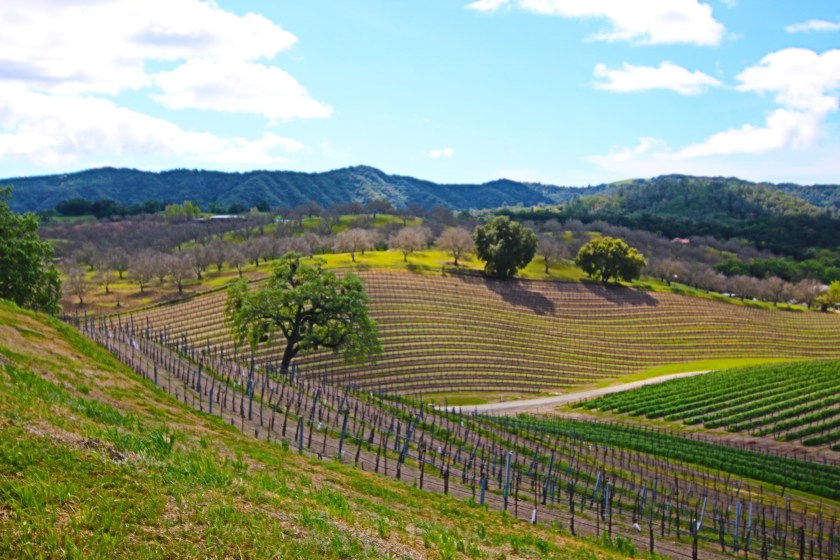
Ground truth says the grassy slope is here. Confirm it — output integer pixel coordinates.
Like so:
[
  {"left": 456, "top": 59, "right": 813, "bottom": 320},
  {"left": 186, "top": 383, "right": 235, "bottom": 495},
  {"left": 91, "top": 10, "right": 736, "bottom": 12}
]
[{"left": 0, "top": 300, "right": 635, "bottom": 560}]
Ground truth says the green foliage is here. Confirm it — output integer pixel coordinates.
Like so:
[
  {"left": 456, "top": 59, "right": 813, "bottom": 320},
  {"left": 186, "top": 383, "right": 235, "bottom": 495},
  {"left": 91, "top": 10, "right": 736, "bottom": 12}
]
[
  {"left": 583, "top": 360, "right": 840, "bottom": 450},
  {"left": 575, "top": 236, "right": 646, "bottom": 283},
  {"left": 506, "top": 175, "right": 840, "bottom": 276},
  {"left": 496, "top": 411, "right": 840, "bottom": 501},
  {"left": 0, "top": 187, "right": 61, "bottom": 314},
  {"left": 163, "top": 200, "right": 201, "bottom": 222},
  {"left": 225, "top": 252, "right": 381, "bottom": 373},
  {"left": 473, "top": 216, "right": 537, "bottom": 278},
  {"left": 820, "top": 280, "right": 840, "bottom": 307}
]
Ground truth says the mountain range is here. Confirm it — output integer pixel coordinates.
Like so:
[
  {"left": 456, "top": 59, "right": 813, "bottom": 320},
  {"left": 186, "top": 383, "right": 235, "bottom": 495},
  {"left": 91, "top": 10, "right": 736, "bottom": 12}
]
[{"left": 2, "top": 165, "right": 838, "bottom": 215}]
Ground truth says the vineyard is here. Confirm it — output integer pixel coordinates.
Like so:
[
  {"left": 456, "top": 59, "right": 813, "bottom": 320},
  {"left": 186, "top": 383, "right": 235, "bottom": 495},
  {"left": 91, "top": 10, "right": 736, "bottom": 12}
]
[
  {"left": 128, "top": 269, "right": 840, "bottom": 395},
  {"left": 579, "top": 361, "right": 840, "bottom": 451},
  {"left": 484, "top": 416, "right": 840, "bottom": 499},
  {"left": 64, "top": 312, "right": 840, "bottom": 560}
]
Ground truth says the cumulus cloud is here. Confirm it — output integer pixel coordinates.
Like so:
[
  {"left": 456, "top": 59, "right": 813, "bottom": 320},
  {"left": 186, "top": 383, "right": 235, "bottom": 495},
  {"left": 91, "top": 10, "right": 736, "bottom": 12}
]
[
  {"left": 589, "top": 48, "right": 840, "bottom": 170},
  {"left": 0, "top": 0, "right": 328, "bottom": 168},
  {"left": 0, "top": 84, "right": 301, "bottom": 167},
  {"left": 0, "top": 0, "right": 298, "bottom": 96},
  {"left": 594, "top": 62, "right": 722, "bottom": 95},
  {"left": 153, "top": 59, "right": 331, "bottom": 121},
  {"left": 675, "top": 48, "right": 840, "bottom": 158},
  {"left": 428, "top": 147, "right": 455, "bottom": 158},
  {"left": 466, "top": 0, "right": 725, "bottom": 46},
  {"left": 786, "top": 19, "right": 840, "bottom": 34}
]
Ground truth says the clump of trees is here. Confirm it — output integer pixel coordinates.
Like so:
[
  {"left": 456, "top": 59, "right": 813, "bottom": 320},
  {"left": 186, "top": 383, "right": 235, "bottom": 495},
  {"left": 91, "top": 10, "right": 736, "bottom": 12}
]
[
  {"left": 164, "top": 201, "right": 201, "bottom": 223},
  {"left": 473, "top": 216, "right": 537, "bottom": 279},
  {"left": 224, "top": 253, "right": 381, "bottom": 374},
  {"left": 575, "top": 236, "right": 647, "bottom": 283},
  {"left": 0, "top": 188, "right": 61, "bottom": 314}
]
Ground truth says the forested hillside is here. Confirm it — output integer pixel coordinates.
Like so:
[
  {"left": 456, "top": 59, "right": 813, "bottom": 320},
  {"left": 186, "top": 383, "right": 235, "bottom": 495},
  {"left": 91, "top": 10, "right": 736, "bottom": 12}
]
[
  {"left": 509, "top": 175, "right": 840, "bottom": 260},
  {"left": 3, "top": 166, "right": 607, "bottom": 213}
]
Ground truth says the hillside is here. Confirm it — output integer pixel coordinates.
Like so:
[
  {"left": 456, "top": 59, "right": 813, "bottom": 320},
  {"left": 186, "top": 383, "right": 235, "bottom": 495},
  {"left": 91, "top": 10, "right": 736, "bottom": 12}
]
[
  {"left": 131, "top": 269, "right": 840, "bottom": 398},
  {"left": 546, "top": 175, "right": 840, "bottom": 258},
  {"left": 2, "top": 166, "right": 608, "bottom": 214},
  {"left": 0, "top": 300, "right": 638, "bottom": 559}
]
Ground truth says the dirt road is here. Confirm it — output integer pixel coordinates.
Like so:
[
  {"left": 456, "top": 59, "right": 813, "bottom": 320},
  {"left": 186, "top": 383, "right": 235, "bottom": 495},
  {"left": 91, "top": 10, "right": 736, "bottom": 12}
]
[{"left": 447, "top": 370, "right": 711, "bottom": 415}]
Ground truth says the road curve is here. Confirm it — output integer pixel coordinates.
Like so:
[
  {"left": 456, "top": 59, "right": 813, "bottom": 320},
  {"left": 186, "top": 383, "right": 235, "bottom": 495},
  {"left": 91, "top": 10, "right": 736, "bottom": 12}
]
[{"left": 446, "top": 370, "right": 712, "bottom": 415}]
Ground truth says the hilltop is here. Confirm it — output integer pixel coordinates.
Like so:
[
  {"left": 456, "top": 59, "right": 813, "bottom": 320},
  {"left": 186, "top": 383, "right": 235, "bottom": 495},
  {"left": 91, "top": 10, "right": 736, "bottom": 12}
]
[
  {"left": 0, "top": 299, "right": 636, "bottom": 559},
  {"left": 2, "top": 166, "right": 607, "bottom": 214},
  {"left": 7, "top": 166, "right": 839, "bottom": 219}
]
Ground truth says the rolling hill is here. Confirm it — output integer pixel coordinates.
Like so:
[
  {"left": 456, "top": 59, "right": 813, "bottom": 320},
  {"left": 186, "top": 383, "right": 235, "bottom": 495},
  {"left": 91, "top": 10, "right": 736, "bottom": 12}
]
[
  {"left": 130, "top": 269, "right": 840, "bottom": 397},
  {"left": 0, "top": 299, "right": 638, "bottom": 560}
]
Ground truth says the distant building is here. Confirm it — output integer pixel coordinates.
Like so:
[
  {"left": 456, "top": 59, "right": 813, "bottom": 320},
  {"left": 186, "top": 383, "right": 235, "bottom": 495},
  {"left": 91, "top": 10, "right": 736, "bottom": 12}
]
[
  {"left": 671, "top": 238, "right": 691, "bottom": 245},
  {"left": 196, "top": 214, "right": 244, "bottom": 222}
]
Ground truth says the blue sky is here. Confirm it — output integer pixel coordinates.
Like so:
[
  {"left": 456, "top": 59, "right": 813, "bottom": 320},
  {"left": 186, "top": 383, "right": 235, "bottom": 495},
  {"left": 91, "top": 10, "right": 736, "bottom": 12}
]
[{"left": 1, "top": 1, "right": 839, "bottom": 186}]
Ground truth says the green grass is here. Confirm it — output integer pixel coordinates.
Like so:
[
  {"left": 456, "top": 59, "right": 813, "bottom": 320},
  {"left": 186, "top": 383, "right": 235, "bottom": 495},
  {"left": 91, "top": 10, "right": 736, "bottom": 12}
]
[
  {"left": 602, "top": 357, "right": 806, "bottom": 386},
  {"left": 0, "top": 299, "right": 635, "bottom": 560},
  {"left": 580, "top": 360, "right": 840, "bottom": 447}
]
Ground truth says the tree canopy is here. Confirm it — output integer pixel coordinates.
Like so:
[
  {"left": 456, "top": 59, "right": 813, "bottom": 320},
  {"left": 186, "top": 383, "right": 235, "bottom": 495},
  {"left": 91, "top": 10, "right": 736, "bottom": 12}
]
[
  {"left": 473, "top": 216, "right": 537, "bottom": 279},
  {"left": 0, "top": 187, "right": 61, "bottom": 314},
  {"left": 224, "top": 253, "right": 381, "bottom": 374},
  {"left": 575, "top": 236, "right": 647, "bottom": 284}
]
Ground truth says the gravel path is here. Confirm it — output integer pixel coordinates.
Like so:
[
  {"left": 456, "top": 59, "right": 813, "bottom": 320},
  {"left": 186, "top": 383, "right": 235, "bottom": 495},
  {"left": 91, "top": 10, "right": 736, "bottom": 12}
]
[{"left": 448, "top": 370, "right": 712, "bottom": 415}]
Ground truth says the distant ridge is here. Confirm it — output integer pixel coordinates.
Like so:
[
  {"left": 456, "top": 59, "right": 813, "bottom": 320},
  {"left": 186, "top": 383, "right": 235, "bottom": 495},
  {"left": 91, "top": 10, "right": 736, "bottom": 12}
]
[
  {"left": 3, "top": 166, "right": 838, "bottom": 215},
  {"left": 2, "top": 165, "right": 609, "bottom": 213}
]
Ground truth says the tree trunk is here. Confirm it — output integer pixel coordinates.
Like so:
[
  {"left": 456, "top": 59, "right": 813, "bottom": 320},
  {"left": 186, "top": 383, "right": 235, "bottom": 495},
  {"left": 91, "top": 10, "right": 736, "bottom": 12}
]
[{"left": 280, "top": 341, "right": 297, "bottom": 375}]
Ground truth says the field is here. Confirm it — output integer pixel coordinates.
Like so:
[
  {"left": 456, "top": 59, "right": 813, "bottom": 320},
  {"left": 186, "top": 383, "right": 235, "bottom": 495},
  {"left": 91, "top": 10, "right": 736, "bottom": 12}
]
[
  {"left": 128, "top": 269, "right": 840, "bottom": 396},
  {"left": 577, "top": 361, "right": 840, "bottom": 451},
  {"left": 0, "top": 300, "right": 637, "bottom": 560},
  {"left": 66, "top": 304, "right": 840, "bottom": 560}
]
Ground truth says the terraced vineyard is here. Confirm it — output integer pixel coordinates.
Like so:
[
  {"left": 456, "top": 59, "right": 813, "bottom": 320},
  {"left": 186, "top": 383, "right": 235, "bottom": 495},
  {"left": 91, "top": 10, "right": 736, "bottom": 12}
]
[
  {"left": 129, "top": 270, "right": 840, "bottom": 395},
  {"left": 579, "top": 361, "right": 840, "bottom": 450}
]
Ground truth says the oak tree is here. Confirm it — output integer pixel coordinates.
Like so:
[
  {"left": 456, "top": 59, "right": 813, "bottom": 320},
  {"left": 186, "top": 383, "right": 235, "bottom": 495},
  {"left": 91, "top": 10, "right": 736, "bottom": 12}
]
[
  {"left": 225, "top": 253, "right": 381, "bottom": 374},
  {"left": 575, "top": 236, "right": 646, "bottom": 283},
  {"left": 0, "top": 188, "right": 61, "bottom": 314},
  {"left": 473, "top": 216, "right": 537, "bottom": 279}
]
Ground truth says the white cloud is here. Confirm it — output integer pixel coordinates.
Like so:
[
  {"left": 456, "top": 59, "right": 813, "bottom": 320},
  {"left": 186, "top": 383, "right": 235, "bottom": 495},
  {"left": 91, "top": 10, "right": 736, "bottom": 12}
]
[
  {"left": 0, "top": 84, "right": 301, "bottom": 167},
  {"left": 0, "top": 0, "right": 327, "bottom": 168},
  {"left": 153, "top": 59, "right": 331, "bottom": 121},
  {"left": 786, "top": 19, "right": 840, "bottom": 34},
  {"left": 675, "top": 109, "right": 822, "bottom": 158},
  {"left": 589, "top": 48, "right": 840, "bottom": 170},
  {"left": 735, "top": 48, "right": 840, "bottom": 114},
  {"left": 0, "top": 0, "right": 298, "bottom": 96},
  {"left": 429, "top": 147, "right": 455, "bottom": 158},
  {"left": 467, "top": 0, "right": 725, "bottom": 46},
  {"left": 674, "top": 48, "right": 840, "bottom": 158},
  {"left": 466, "top": 0, "right": 511, "bottom": 11},
  {"left": 587, "top": 137, "right": 840, "bottom": 184},
  {"left": 594, "top": 62, "right": 722, "bottom": 94}
]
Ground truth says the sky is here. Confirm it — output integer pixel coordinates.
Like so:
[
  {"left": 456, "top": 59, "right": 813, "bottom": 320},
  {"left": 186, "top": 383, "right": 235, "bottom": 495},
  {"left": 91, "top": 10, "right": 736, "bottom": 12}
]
[{"left": 1, "top": 0, "right": 839, "bottom": 186}]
